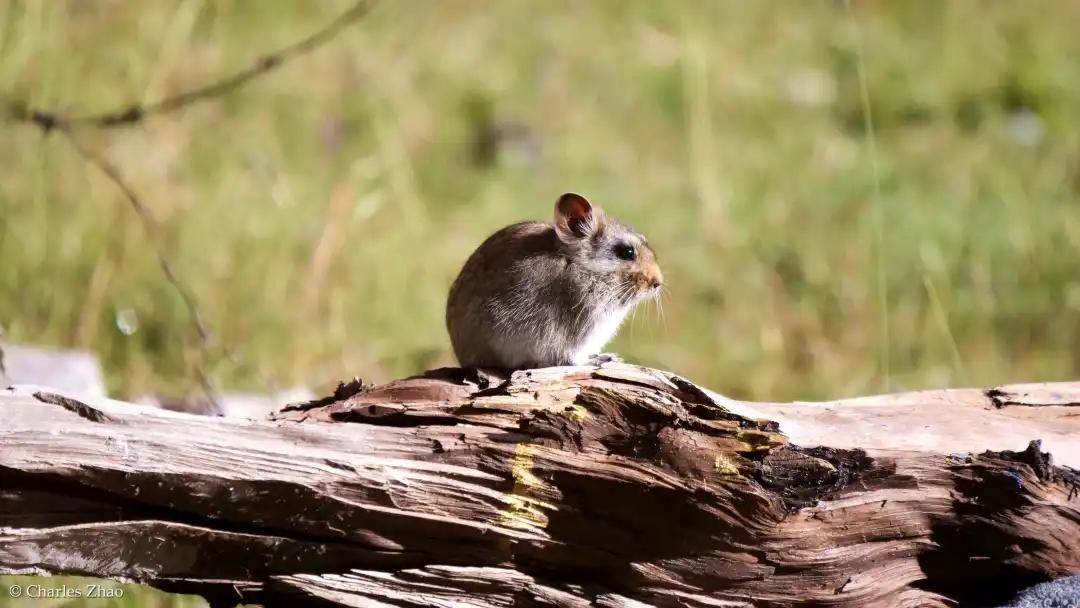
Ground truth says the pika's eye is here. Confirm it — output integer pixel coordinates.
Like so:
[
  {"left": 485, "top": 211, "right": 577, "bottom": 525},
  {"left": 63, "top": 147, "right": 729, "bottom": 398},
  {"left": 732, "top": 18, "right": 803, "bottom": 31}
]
[{"left": 613, "top": 242, "right": 636, "bottom": 261}]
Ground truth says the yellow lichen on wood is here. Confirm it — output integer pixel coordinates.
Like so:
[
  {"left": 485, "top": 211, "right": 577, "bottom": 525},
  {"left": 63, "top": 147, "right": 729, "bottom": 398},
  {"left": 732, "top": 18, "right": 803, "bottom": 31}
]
[
  {"left": 714, "top": 453, "right": 741, "bottom": 475},
  {"left": 498, "top": 442, "right": 556, "bottom": 532}
]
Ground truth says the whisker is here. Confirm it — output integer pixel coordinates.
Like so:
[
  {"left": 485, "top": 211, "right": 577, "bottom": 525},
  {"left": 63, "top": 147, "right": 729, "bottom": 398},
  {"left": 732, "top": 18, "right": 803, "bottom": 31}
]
[{"left": 658, "top": 292, "right": 667, "bottom": 328}]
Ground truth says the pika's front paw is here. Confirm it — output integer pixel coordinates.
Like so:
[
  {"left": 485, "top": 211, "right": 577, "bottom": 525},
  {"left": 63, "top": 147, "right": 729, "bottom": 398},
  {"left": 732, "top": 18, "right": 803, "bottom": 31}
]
[{"left": 588, "top": 352, "right": 623, "bottom": 366}]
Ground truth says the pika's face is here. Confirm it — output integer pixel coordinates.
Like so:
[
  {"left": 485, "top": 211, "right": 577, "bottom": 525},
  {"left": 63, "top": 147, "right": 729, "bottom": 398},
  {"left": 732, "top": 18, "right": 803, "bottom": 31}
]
[
  {"left": 581, "top": 222, "right": 664, "bottom": 306},
  {"left": 553, "top": 193, "right": 663, "bottom": 306}
]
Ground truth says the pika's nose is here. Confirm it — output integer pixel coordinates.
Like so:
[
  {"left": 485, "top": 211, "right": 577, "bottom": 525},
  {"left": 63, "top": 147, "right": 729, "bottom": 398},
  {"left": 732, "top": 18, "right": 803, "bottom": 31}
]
[{"left": 649, "top": 268, "right": 664, "bottom": 289}]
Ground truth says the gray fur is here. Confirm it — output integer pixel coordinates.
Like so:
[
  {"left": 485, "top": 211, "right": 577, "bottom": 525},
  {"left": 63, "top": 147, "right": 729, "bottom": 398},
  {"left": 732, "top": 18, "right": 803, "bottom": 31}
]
[
  {"left": 446, "top": 199, "right": 662, "bottom": 369},
  {"left": 999, "top": 576, "right": 1080, "bottom": 608}
]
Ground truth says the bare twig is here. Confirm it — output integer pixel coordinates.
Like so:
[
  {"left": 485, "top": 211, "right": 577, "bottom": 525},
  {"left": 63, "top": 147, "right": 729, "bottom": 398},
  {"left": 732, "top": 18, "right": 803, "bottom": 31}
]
[
  {"left": 60, "top": 132, "right": 210, "bottom": 343},
  {"left": 8, "top": 0, "right": 371, "bottom": 131},
  {"left": 60, "top": 129, "right": 221, "bottom": 408},
  {"left": 5, "top": 2, "right": 375, "bottom": 402}
]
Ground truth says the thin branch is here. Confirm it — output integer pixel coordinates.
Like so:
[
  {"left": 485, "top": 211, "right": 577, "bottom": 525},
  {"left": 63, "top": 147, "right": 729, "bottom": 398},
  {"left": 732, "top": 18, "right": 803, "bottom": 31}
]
[
  {"left": 8, "top": 0, "right": 371, "bottom": 131},
  {"left": 4, "top": 2, "right": 374, "bottom": 403},
  {"left": 60, "top": 129, "right": 221, "bottom": 408}
]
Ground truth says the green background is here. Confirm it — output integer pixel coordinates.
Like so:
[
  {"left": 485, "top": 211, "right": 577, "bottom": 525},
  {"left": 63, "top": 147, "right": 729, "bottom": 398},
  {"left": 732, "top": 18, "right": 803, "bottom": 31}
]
[
  {"left": 1, "top": 1, "right": 1079, "bottom": 603},
  {"left": 3, "top": 1, "right": 1079, "bottom": 402}
]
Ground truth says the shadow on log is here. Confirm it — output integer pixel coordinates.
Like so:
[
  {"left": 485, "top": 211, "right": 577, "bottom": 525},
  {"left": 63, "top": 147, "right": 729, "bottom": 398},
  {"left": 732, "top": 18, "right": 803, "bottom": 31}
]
[{"left": 1, "top": 363, "right": 1078, "bottom": 607}]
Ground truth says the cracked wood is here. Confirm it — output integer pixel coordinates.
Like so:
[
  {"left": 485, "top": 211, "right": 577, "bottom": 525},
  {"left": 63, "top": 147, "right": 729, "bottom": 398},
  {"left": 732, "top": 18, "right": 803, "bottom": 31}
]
[{"left": 1, "top": 365, "right": 1078, "bottom": 607}]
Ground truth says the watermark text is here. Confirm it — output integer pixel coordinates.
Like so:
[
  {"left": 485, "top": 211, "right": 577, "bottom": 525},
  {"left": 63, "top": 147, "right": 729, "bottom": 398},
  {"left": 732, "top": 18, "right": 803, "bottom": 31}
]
[{"left": 7, "top": 583, "right": 124, "bottom": 599}]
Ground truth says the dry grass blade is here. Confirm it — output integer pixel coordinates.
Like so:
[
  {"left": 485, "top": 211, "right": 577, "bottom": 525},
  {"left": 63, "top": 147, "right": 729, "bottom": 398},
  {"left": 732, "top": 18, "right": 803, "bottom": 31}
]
[{"left": 0, "top": 326, "right": 6, "bottom": 380}]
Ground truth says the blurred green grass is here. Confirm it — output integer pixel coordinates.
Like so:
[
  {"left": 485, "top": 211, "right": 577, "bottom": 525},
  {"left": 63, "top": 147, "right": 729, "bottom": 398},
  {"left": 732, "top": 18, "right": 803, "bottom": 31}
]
[
  {"left": 1, "top": 2, "right": 1079, "bottom": 606},
  {"left": 2, "top": 0, "right": 1079, "bottom": 406}
]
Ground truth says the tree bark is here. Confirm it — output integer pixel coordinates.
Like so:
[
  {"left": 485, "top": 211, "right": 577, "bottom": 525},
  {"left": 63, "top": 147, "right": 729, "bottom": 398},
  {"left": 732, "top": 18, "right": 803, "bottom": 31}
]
[{"left": 1, "top": 363, "right": 1078, "bottom": 607}]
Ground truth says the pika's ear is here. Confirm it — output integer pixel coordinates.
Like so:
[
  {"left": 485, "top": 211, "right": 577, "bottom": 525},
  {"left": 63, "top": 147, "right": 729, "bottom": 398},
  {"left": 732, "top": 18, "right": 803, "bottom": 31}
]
[{"left": 555, "top": 193, "right": 603, "bottom": 239}]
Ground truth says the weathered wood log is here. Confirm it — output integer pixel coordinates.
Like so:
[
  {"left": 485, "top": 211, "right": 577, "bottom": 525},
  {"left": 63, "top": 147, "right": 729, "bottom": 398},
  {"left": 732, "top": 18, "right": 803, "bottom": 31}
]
[{"left": 1, "top": 363, "right": 1078, "bottom": 607}]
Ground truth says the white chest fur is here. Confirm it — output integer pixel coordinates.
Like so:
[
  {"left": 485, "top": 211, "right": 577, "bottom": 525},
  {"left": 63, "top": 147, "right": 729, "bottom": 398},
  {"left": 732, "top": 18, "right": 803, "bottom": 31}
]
[{"left": 570, "top": 305, "right": 630, "bottom": 365}]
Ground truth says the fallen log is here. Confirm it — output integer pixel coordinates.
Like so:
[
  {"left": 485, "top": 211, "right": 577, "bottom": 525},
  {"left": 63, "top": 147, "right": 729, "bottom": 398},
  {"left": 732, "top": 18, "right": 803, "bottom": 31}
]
[{"left": 1, "top": 363, "right": 1078, "bottom": 607}]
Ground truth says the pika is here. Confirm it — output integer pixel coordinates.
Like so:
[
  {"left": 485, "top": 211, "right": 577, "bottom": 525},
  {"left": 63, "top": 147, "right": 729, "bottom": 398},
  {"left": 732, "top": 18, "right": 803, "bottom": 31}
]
[{"left": 446, "top": 193, "right": 663, "bottom": 369}]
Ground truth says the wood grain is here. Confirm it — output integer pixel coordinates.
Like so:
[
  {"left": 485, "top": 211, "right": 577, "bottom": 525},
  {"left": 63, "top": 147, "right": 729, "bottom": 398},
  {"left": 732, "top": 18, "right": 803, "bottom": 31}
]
[{"left": 2, "top": 364, "right": 1077, "bottom": 607}]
